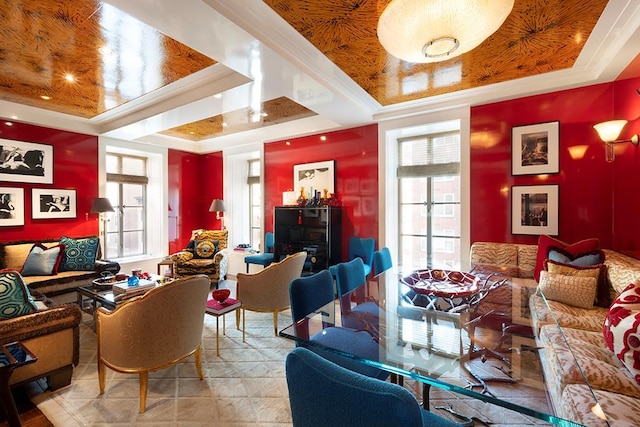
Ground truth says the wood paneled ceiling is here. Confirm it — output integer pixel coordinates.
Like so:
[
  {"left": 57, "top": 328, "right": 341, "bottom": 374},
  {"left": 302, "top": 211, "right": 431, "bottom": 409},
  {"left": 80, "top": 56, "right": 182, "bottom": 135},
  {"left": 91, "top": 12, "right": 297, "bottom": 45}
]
[
  {"left": 0, "top": 0, "right": 636, "bottom": 148},
  {"left": 265, "top": 0, "right": 608, "bottom": 106}
]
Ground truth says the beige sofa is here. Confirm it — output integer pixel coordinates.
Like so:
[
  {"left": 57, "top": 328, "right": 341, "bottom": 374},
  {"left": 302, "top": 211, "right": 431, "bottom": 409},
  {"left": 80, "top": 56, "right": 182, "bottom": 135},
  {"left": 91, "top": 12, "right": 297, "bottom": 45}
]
[
  {"left": 0, "top": 237, "right": 110, "bottom": 302},
  {"left": 470, "top": 242, "right": 640, "bottom": 426}
]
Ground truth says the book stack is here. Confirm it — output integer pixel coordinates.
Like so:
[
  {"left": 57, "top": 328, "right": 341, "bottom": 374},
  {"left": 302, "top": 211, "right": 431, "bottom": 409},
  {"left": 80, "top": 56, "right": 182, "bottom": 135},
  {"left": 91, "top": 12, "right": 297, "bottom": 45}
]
[
  {"left": 205, "top": 297, "right": 241, "bottom": 316},
  {"left": 112, "top": 278, "right": 157, "bottom": 296}
]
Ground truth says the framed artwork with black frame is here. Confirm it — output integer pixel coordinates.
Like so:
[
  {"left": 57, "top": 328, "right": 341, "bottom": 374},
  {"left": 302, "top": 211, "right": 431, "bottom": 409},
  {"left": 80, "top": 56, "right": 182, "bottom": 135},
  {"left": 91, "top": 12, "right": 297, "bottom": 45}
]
[
  {"left": 293, "top": 160, "right": 335, "bottom": 198},
  {"left": 31, "top": 188, "right": 77, "bottom": 219},
  {"left": 512, "top": 121, "right": 559, "bottom": 176},
  {"left": 0, "top": 139, "right": 54, "bottom": 184},
  {"left": 511, "top": 185, "right": 559, "bottom": 236},
  {"left": 0, "top": 186, "right": 25, "bottom": 226}
]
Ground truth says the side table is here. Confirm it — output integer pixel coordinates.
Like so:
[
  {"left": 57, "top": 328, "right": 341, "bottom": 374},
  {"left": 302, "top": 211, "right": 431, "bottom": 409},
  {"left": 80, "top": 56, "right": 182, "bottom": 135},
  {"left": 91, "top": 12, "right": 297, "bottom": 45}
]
[
  {"left": 157, "top": 259, "right": 175, "bottom": 277},
  {"left": 205, "top": 298, "right": 242, "bottom": 356},
  {"left": 0, "top": 342, "right": 37, "bottom": 427}
]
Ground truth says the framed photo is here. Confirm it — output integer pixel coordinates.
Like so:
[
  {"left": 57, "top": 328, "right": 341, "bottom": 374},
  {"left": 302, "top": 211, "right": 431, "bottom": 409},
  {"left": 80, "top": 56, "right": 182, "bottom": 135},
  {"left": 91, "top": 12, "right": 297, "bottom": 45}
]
[
  {"left": 293, "top": 160, "right": 335, "bottom": 197},
  {"left": 0, "top": 187, "right": 25, "bottom": 226},
  {"left": 32, "top": 188, "right": 77, "bottom": 219},
  {"left": 512, "top": 121, "right": 559, "bottom": 175},
  {"left": 0, "top": 139, "right": 54, "bottom": 184},
  {"left": 512, "top": 185, "right": 559, "bottom": 236}
]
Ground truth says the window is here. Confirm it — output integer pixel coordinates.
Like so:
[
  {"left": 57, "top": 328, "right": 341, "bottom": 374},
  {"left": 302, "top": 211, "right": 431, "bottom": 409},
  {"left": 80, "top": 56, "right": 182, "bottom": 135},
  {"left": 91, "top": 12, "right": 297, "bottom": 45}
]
[
  {"left": 397, "top": 131, "right": 461, "bottom": 273},
  {"left": 105, "top": 153, "right": 148, "bottom": 258},
  {"left": 248, "top": 159, "right": 261, "bottom": 248}
]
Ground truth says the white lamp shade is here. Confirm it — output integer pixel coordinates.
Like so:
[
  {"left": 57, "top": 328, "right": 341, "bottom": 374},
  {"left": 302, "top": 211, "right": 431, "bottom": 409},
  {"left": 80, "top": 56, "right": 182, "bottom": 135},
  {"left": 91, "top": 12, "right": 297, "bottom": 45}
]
[
  {"left": 593, "top": 120, "right": 628, "bottom": 142},
  {"left": 377, "top": 0, "right": 514, "bottom": 63}
]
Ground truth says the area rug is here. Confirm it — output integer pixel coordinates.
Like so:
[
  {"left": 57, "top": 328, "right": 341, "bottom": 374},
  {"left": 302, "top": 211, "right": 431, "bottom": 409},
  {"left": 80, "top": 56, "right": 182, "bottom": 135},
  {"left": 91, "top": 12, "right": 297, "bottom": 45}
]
[{"left": 28, "top": 281, "right": 550, "bottom": 426}]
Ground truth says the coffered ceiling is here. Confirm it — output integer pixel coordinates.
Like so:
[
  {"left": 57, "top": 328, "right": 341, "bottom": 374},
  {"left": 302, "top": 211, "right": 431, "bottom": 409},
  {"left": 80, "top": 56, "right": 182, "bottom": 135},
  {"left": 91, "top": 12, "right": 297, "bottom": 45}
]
[{"left": 1, "top": 0, "right": 639, "bottom": 153}]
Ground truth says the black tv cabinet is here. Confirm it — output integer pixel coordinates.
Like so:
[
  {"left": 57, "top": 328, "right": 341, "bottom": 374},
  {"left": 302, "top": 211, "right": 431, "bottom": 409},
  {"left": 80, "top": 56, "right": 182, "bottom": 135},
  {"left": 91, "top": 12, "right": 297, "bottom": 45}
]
[{"left": 273, "top": 206, "right": 341, "bottom": 275}]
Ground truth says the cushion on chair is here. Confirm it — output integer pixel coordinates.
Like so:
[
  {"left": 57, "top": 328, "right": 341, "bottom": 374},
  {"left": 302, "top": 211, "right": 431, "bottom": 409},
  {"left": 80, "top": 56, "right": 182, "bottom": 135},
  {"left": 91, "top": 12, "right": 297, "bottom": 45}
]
[
  {"left": 21, "top": 243, "right": 65, "bottom": 276},
  {"left": 59, "top": 236, "right": 100, "bottom": 271},
  {"left": 193, "top": 240, "right": 219, "bottom": 259},
  {"left": 538, "top": 270, "right": 597, "bottom": 309},
  {"left": 534, "top": 235, "right": 600, "bottom": 281},
  {"left": 0, "top": 270, "right": 38, "bottom": 319}
]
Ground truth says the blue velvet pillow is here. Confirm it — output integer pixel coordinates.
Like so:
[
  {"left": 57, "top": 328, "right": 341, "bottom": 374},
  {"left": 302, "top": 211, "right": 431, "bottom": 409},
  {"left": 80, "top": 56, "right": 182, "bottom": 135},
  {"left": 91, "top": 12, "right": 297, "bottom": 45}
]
[
  {"left": 21, "top": 243, "right": 65, "bottom": 276},
  {"left": 59, "top": 236, "right": 100, "bottom": 271},
  {"left": 548, "top": 248, "right": 604, "bottom": 266},
  {"left": 0, "top": 270, "right": 38, "bottom": 319}
]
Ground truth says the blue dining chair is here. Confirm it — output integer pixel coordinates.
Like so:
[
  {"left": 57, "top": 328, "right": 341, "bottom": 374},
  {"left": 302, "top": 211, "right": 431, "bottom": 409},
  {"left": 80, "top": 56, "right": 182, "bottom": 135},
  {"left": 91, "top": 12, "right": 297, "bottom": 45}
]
[
  {"left": 372, "top": 246, "right": 393, "bottom": 277},
  {"left": 329, "top": 236, "right": 376, "bottom": 277},
  {"left": 244, "top": 232, "right": 274, "bottom": 273},
  {"left": 286, "top": 347, "right": 459, "bottom": 427},
  {"left": 289, "top": 269, "right": 388, "bottom": 380},
  {"left": 335, "top": 257, "right": 383, "bottom": 332}
]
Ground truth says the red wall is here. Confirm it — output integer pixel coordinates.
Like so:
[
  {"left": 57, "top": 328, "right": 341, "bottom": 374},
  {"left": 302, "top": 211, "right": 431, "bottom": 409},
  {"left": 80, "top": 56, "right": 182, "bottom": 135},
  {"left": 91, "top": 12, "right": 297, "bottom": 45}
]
[
  {"left": 470, "top": 77, "right": 640, "bottom": 255},
  {"left": 264, "top": 124, "right": 379, "bottom": 259},
  {"left": 167, "top": 149, "right": 223, "bottom": 253},
  {"left": 0, "top": 121, "right": 98, "bottom": 241}
]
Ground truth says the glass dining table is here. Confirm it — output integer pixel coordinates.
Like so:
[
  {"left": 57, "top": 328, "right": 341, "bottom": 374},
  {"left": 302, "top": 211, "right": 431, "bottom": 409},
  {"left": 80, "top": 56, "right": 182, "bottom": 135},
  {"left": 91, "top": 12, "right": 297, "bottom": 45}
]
[{"left": 279, "top": 263, "right": 600, "bottom": 427}]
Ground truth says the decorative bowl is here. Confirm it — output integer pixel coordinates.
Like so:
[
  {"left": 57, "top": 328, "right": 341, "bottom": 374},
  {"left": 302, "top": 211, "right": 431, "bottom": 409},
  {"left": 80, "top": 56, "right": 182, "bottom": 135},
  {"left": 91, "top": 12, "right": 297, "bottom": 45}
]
[{"left": 212, "top": 289, "right": 230, "bottom": 303}]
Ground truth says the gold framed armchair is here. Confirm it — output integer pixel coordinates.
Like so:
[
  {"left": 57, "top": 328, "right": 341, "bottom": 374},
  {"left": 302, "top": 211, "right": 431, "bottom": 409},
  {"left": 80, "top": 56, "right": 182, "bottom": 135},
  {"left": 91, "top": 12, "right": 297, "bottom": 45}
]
[
  {"left": 170, "top": 229, "right": 229, "bottom": 284},
  {"left": 96, "top": 275, "right": 210, "bottom": 413}
]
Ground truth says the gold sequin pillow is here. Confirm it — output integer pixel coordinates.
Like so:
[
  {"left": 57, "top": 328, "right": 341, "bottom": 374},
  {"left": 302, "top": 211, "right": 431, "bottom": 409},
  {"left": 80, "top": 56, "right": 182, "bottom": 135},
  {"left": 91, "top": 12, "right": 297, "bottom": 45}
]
[{"left": 538, "top": 270, "right": 597, "bottom": 309}]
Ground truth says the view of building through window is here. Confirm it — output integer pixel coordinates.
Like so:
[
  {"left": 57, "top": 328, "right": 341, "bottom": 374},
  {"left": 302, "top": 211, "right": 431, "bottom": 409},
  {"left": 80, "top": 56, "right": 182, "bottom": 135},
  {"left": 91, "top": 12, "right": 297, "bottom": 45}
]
[
  {"left": 397, "top": 131, "right": 461, "bottom": 274},
  {"left": 248, "top": 159, "right": 262, "bottom": 249},
  {"left": 105, "top": 153, "right": 148, "bottom": 258}
]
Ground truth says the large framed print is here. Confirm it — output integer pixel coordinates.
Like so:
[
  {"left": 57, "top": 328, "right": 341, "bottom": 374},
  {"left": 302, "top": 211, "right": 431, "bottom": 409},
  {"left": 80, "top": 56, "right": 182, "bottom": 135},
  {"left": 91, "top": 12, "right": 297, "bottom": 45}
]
[
  {"left": 0, "top": 187, "right": 25, "bottom": 226},
  {"left": 512, "top": 121, "right": 559, "bottom": 176},
  {"left": 32, "top": 188, "right": 77, "bottom": 219},
  {"left": 293, "top": 160, "right": 335, "bottom": 197},
  {"left": 0, "top": 139, "right": 54, "bottom": 184},
  {"left": 512, "top": 185, "right": 559, "bottom": 236}
]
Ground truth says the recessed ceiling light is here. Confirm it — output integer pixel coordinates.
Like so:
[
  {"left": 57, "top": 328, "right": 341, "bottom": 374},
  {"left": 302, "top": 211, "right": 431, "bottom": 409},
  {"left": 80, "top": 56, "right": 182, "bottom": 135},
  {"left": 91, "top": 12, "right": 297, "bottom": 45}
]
[
  {"left": 4, "top": 122, "right": 13, "bottom": 126},
  {"left": 286, "top": 141, "right": 291, "bottom": 145},
  {"left": 222, "top": 122, "right": 228, "bottom": 127},
  {"left": 213, "top": 93, "right": 222, "bottom": 99},
  {"left": 64, "top": 73, "right": 76, "bottom": 82},
  {"left": 320, "top": 135, "right": 327, "bottom": 141},
  {"left": 40, "top": 95, "right": 51, "bottom": 100},
  {"left": 261, "top": 112, "right": 268, "bottom": 117}
]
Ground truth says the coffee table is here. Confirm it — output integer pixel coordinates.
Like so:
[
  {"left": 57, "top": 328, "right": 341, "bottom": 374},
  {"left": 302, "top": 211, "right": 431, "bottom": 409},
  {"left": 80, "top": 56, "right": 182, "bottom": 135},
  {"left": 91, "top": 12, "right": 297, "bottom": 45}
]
[
  {"left": 76, "top": 274, "right": 168, "bottom": 328},
  {"left": 279, "top": 266, "right": 596, "bottom": 426}
]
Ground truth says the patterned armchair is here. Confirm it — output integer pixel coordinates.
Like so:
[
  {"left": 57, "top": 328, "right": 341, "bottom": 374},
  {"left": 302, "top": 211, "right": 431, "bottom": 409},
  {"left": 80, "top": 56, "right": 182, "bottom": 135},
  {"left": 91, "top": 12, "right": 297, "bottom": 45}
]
[{"left": 170, "top": 229, "right": 229, "bottom": 284}]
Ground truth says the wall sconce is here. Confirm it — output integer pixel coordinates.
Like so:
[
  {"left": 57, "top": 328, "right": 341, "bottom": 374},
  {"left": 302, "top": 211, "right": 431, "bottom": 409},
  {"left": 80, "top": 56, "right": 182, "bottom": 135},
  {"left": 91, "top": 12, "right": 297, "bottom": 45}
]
[
  {"left": 593, "top": 120, "right": 639, "bottom": 162},
  {"left": 90, "top": 197, "right": 114, "bottom": 258}
]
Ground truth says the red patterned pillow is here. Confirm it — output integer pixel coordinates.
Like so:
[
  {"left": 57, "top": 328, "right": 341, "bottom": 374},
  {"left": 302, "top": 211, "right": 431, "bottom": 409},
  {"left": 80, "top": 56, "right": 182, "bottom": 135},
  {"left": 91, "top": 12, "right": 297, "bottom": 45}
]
[
  {"left": 534, "top": 235, "right": 600, "bottom": 281},
  {"left": 603, "top": 282, "right": 640, "bottom": 385}
]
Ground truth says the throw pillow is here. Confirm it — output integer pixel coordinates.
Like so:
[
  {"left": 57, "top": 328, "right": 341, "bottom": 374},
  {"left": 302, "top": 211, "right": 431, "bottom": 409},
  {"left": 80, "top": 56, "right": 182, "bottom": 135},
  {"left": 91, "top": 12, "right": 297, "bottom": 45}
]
[
  {"left": 537, "top": 270, "right": 597, "bottom": 309},
  {"left": 0, "top": 270, "right": 38, "bottom": 319},
  {"left": 603, "top": 282, "right": 640, "bottom": 385},
  {"left": 545, "top": 259, "right": 609, "bottom": 307},
  {"left": 21, "top": 243, "right": 65, "bottom": 276},
  {"left": 534, "top": 235, "right": 600, "bottom": 281},
  {"left": 547, "top": 248, "right": 604, "bottom": 267},
  {"left": 59, "top": 236, "right": 100, "bottom": 271},
  {"left": 193, "top": 240, "right": 219, "bottom": 259}
]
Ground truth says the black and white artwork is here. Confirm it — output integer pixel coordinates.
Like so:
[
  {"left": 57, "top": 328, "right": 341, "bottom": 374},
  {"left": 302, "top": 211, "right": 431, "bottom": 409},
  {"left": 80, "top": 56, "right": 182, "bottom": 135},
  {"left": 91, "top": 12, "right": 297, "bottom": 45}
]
[
  {"left": 0, "top": 138, "right": 53, "bottom": 184},
  {"left": 512, "top": 121, "right": 559, "bottom": 176},
  {"left": 0, "top": 187, "right": 25, "bottom": 226},
  {"left": 32, "top": 188, "right": 76, "bottom": 219},
  {"left": 511, "top": 185, "right": 559, "bottom": 236},
  {"left": 293, "top": 160, "right": 335, "bottom": 199}
]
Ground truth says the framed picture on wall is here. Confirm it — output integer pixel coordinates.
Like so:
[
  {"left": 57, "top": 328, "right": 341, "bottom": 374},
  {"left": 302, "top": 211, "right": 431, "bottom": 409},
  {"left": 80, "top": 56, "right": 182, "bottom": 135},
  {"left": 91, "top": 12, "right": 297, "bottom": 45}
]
[
  {"left": 0, "top": 187, "right": 25, "bottom": 226},
  {"left": 31, "top": 188, "right": 77, "bottom": 219},
  {"left": 293, "top": 160, "right": 335, "bottom": 198},
  {"left": 512, "top": 184, "right": 559, "bottom": 236},
  {"left": 0, "top": 139, "right": 54, "bottom": 184},
  {"left": 512, "top": 121, "right": 559, "bottom": 175}
]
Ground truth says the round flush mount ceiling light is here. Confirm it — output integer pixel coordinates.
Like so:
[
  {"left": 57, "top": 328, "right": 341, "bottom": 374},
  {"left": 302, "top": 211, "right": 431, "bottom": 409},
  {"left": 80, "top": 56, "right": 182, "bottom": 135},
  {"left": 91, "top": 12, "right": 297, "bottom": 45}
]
[{"left": 377, "top": 0, "right": 515, "bottom": 63}]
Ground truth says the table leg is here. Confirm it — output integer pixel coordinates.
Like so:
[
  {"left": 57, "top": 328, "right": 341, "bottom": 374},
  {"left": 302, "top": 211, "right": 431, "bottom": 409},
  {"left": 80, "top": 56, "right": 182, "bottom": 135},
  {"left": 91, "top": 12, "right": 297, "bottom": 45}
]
[
  {"left": 0, "top": 369, "right": 21, "bottom": 427},
  {"left": 222, "top": 314, "right": 226, "bottom": 335},
  {"left": 216, "top": 316, "right": 220, "bottom": 357}
]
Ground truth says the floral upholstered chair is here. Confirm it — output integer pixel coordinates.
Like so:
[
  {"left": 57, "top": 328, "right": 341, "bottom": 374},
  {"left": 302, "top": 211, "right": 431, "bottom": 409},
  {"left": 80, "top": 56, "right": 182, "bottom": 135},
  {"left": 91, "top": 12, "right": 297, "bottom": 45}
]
[{"left": 170, "top": 229, "right": 229, "bottom": 284}]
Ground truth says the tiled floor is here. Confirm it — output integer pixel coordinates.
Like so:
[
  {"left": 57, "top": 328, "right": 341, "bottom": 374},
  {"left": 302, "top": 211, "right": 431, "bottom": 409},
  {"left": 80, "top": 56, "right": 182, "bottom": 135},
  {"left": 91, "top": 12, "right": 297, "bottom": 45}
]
[{"left": 28, "top": 280, "right": 553, "bottom": 426}]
